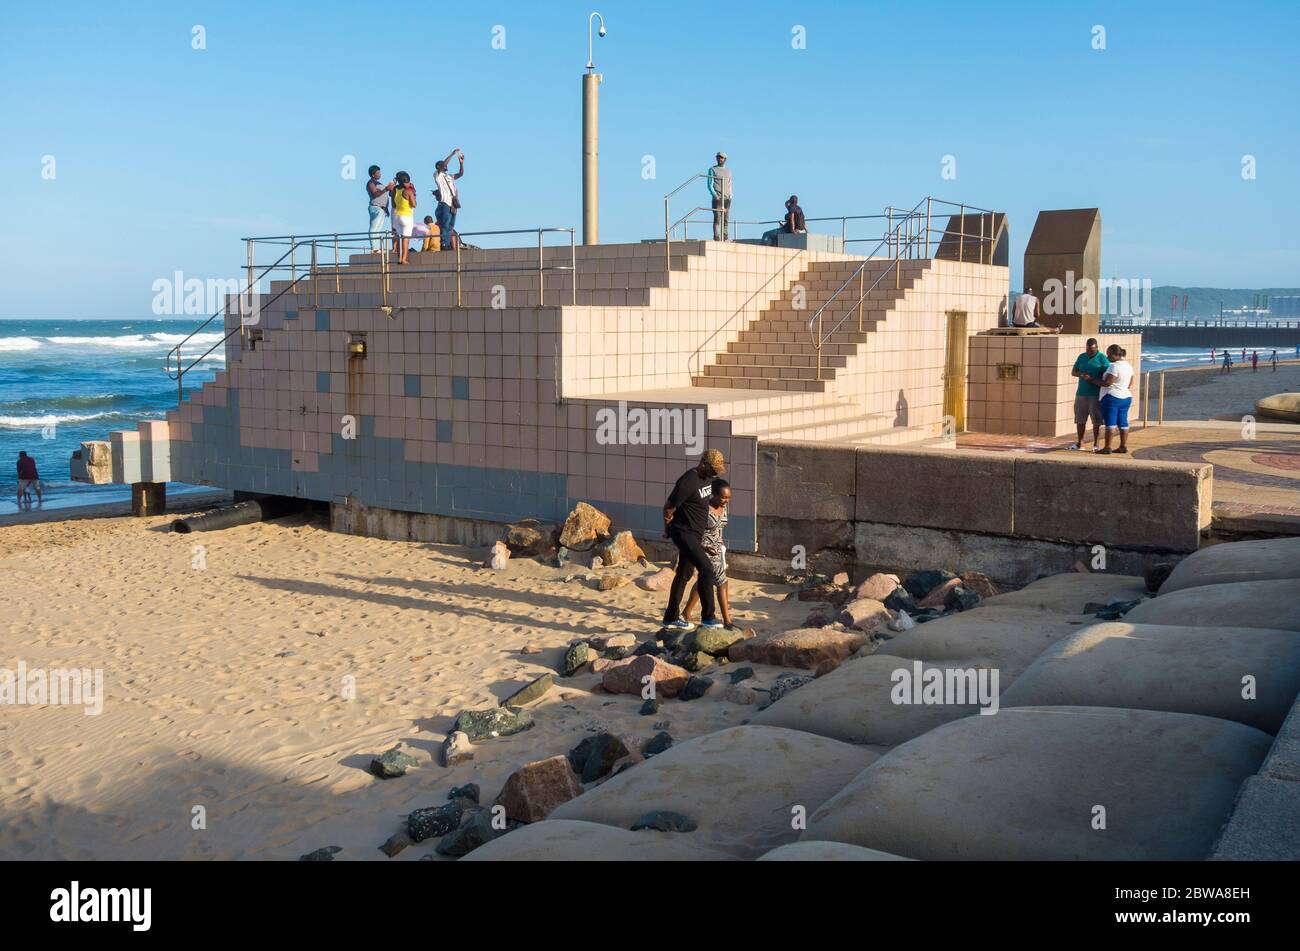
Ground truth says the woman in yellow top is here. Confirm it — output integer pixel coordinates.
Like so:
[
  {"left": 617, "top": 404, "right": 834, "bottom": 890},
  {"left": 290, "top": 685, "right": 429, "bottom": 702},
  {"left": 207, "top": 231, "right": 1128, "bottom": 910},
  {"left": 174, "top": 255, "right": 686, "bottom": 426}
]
[{"left": 391, "top": 171, "right": 416, "bottom": 264}]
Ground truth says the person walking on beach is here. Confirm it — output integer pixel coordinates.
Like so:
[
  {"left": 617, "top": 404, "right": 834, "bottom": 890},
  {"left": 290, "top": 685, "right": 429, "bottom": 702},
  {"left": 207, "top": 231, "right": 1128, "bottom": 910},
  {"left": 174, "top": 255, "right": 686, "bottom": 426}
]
[
  {"left": 707, "top": 152, "right": 732, "bottom": 241},
  {"left": 1221, "top": 350, "right": 1232, "bottom": 374},
  {"left": 1272, "top": 349, "right": 1279, "bottom": 371},
  {"left": 1069, "top": 337, "right": 1109, "bottom": 451},
  {"left": 661, "top": 449, "right": 728, "bottom": 632},
  {"left": 390, "top": 172, "right": 417, "bottom": 265},
  {"left": 1097, "top": 345, "right": 1134, "bottom": 455},
  {"left": 1251, "top": 350, "right": 1259, "bottom": 372},
  {"left": 680, "top": 480, "right": 735, "bottom": 628},
  {"left": 16, "top": 451, "right": 42, "bottom": 505},
  {"left": 365, "top": 165, "right": 394, "bottom": 252},
  {"left": 433, "top": 149, "right": 464, "bottom": 251}
]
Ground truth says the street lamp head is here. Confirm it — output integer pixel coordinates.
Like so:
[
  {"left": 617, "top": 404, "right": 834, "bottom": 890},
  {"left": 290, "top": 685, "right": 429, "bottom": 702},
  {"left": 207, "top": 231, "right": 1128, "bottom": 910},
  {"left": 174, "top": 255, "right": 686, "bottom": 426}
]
[
  {"left": 587, "top": 12, "right": 606, "bottom": 71},
  {"left": 598, "top": 24, "right": 606, "bottom": 36}
]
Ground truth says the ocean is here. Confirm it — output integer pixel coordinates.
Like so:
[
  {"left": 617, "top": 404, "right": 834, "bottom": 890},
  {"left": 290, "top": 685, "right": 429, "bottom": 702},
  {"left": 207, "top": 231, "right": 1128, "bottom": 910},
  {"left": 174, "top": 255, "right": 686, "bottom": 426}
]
[
  {"left": 0, "top": 318, "right": 1277, "bottom": 518},
  {"left": 0, "top": 318, "right": 223, "bottom": 516}
]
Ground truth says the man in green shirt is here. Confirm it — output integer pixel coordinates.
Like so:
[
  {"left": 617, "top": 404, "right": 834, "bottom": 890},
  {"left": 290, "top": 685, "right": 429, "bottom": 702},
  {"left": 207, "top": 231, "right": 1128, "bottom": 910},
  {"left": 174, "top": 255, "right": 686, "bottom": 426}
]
[{"left": 1070, "top": 338, "right": 1110, "bottom": 451}]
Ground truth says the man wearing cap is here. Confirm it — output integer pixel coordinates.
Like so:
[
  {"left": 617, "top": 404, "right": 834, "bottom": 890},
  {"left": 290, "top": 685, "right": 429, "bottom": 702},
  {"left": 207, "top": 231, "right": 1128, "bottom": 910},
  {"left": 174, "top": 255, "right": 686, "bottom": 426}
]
[
  {"left": 707, "top": 152, "right": 732, "bottom": 242},
  {"left": 662, "top": 449, "right": 728, "bottom": 631}
]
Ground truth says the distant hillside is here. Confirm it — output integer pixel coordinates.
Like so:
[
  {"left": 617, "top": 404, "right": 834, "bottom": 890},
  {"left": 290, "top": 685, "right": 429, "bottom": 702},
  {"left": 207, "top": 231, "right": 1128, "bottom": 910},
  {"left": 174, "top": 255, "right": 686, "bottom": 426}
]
[{"left": 1136, "top": 287, "right": 1300, "bottom": 319}]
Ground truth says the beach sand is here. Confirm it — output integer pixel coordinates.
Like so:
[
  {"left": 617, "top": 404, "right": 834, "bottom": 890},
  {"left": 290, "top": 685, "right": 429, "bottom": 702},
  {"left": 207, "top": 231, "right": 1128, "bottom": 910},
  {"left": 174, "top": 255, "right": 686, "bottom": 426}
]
[
  {"left": 0, "top": 509, "right": 811, "bottom": 860},
  {"left": 1157, "top": 359, "right": 1300, "bottom": 421}
]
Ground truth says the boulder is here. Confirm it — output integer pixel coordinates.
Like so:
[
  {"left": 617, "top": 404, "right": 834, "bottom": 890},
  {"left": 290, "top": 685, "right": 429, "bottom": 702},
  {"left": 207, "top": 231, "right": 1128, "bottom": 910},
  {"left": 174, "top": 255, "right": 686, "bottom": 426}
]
[
  {"left": 685, "top": 626, "right": 749, "bottom": 656},
  {"left": 803, "top": 604, "right": 838, "bottom": 627},
  {"left": 1255, "top": 391, "right": 1300, "bottom": 422},
  {"left": 298, "top": 846, "right": 342, "bottom": 861},
  {"left": 503, "top": 519, "right": 557, "bottom": 556},
  {"left": 765, "top": 672, "right": 814, "bottom": 706},
  {"left": 568, "top": 733, "right": 631, "bottom": 783},
  {"left": 435, "top": 811, "right": 509, "bottom": 857},
  {"left": 837, "top": 598, "right": 890, "bottom": 631},
  {"left": 562, "top": 642, "right": 591, "bottom": 676},
  {"left": 485, "top": 540, "right": 510, "bottom": 571},
  {"left": 1001, "top": 621, "right": 1300, "bottom": 733},
  {"left": 461, "top": 819, "right": 728, "bottom": 861},
  {"left": 378, "top": 831, "right": 414, "bottom": 858},
  {"left": 631, "top": 810, "right": 698, "bottom": 833},
  {"left": 855, "top": 573, "right": 901, "bottom": 602},
  {"left": 369, "top": 746, "right": 418, "bottom": 779},
  {"left": 494, "top": 755, "right": 584, "bottom": 823},
  {"left": 642, "top": 731, "right": 673, "bottom": 756},
  {"left": 721, "top": 682, "right": 760, "bottom": 705},
  {"left": 636, "top": 567, "right": 675, "bottom": 591},
  {"left": 559, "top": 502, "right": 612, "bottom": 550},
  {"left": 501, "top": 674, "right": 554, "bottom": 707},
  {"left": 728, "top": 627, "right": 868, "bottom": 672},
  {"left": 883, "top": 587, "right": 919, "bottom": 614},
  {"left": 408, "top": 801, "right": 463, "bottom": 842},
  {"left": 680, "top": 675, "right": 714, "bottom": 701},
  {"left": 590, "top": 633, "right": 637, "bottom": 651},
  {"left": 597, "top": 574, "right": 631, "bottom": 592},
  {"left": 917, "top": 577, "right": 962, "bottom": 610},
  {"left": 1123, "top": 579, "right": 1300, "bottom": 632},
  {"left": 595, "top": 530, "right": 647, "bottom": 567},
  {"left": 958, "top": 570, "right": 999, "bottom": 599},
  {"left": 1158, "top": 538, "right": 1300, "bottom": 594},
  {"left": 902, "top": 569, "right": 957, "bottom": 600},
  {"left": 728, "top": 666, "right": 756, "bottom": 684},
  {"left": 441, "top": 731, "right": 475, "bottom": 767},
  {"left": 548, "top": 725, "right": 878, "bottom": 859},
  {"left": 803, "top": 706, "right": 1272, "bottom": 860},
  {"left": 1144, "top": 563, "right": 1174, "bottom": 593},
  {"left": 944, "top": 585, "right": 980, "bottom": 612},
  {"left": 449, "top": 783, "right": 480, "bottom": 803},
  {"left": 452, "top": 706, "right": 535, "bottom": 742},
  {"left": 639, "top": 697, "right": 661, "bottom": 716},
  {"left": 602, "top": 654, "right": 691, "bottom": 698},
  {"left": 887, "top": 611, "right": 915, "bottom": 633}
]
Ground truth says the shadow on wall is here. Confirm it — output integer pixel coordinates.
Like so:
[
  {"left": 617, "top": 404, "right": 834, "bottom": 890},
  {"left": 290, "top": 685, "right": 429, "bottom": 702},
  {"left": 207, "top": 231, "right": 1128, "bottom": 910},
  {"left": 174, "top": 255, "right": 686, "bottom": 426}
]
[{"left": 894, "top": 390, "right": 909, "bottom": 427}]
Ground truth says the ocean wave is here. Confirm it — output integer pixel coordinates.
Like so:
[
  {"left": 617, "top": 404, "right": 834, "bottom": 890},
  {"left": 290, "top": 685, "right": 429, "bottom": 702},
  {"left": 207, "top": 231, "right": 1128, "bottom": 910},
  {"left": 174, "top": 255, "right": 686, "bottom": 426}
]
[
  {"left": 0, "top": 337, "right": 42, "bottom": 352},
  {"left": 40, "top": 332, "right": 227, "bottom": 349},
  {"left": 0, "top": 393, "right": 126, "bottom": 411},
  {"left": 0, "top": 411, "right": 128, "bottom": 428}
]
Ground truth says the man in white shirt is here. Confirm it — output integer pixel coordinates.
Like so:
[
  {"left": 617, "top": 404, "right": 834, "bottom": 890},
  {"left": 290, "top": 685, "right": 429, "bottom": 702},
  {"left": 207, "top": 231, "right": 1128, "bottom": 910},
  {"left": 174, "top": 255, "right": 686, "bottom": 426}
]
[
  {"left": 433, "top": 149, "right": 464, "bottom": 251},
  {"left": 1011, "top": 286, "right": 1060, "bottom": 332}
]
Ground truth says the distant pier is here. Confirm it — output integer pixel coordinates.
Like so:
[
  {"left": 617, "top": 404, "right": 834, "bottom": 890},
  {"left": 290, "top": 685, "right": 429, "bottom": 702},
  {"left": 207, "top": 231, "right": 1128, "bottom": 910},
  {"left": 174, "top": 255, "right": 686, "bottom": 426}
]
[{"left": 1099, "top": 318, "right": 1300, "bottom": 348}]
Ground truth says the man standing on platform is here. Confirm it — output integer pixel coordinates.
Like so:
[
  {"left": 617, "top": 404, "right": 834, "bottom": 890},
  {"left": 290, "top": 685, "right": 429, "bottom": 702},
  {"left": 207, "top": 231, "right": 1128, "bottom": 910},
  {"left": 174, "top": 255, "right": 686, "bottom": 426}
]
[
  {"left": 433, "top": 149, "right": 464, "bottom": 251},
  {"left": 707, "top": 152, "right": 732, "bottom": 242},
  {"left": 661, "top": 449, "right": 727, "bottom": 632},
  {"left": 1069, "top": 338, "right": 1109, "bottom": 452}
]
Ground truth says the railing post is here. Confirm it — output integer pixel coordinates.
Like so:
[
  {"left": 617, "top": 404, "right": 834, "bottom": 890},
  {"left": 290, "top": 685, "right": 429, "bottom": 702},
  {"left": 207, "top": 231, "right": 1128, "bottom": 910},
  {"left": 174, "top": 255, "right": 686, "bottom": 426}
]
[
  {"left": 380, "top": 245, "right": 388, "bottom": 308},
  {"left": 925, "top": 197, "right": 932, "bottom": 258},
  {"left": 290, "top": 237, "right": 296, "bottom": 282},
  {"left": 1142, "top": 371, "right": 1150, "bottom": 429},
  {"left": 857, "top": 265, "right": 864, "bottom": 333},
  {"left": 664, "top": 196, "right": 671, "bottom": 276},
  {"left": 980, "top": 215, "right": 986, "bottom": 265},
  {"left": 311, "top": 240, "right": 318, "bottom": 308},
  {"left": 886, "top": 209, "right": 893, "bottom": 259},
  {"left": 570, "top": 229, "right": 577, "bottom": 307},
  {"left": 538, "top": 229, "right": 545, "bottom": 307},
  {"left": 959, "top": 205, "right": 965, "bottom": 262},
  {"left": 816, "top": 312, "right": 823, "bottom": 381},
  {"left": 1158, "top": 371, "right": 1166, "bottom": 424},
  {"left": 455, "top": 240, "right": 462, "bottom": 307},
  {"left": 334, "top": 234, "right": 340, "bottom": 293}
]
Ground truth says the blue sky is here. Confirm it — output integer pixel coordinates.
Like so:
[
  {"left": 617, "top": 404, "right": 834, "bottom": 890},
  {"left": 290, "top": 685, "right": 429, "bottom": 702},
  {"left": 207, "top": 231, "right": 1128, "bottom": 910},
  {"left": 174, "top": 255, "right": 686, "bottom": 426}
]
[{"left": 1, "top": 0, "right": 1297, "bottom": 317}]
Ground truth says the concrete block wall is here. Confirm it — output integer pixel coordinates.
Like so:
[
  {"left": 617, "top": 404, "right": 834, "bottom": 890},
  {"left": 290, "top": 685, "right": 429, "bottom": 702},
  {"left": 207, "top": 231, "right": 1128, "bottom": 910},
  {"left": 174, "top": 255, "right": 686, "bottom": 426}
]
[
  {"left": 968, "top": 332, "right": 1144, "bottom": 437},
  {"left": 753, "top": 440, "right": 1212, "bottom": 584}
]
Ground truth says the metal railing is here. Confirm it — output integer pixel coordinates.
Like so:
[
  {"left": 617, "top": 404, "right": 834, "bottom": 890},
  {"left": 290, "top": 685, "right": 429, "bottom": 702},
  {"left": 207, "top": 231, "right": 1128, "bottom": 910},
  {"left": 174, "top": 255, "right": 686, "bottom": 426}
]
[
  {"left": 806, "top": 197, "right": 1001, "bottom": 380},
  {"left": 164, "top": 226, "right": 577, "bottom": 406}
]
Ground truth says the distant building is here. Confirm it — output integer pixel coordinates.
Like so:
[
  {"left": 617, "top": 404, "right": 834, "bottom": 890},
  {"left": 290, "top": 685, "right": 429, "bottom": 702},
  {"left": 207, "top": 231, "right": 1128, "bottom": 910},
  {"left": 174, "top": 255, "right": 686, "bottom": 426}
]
[{"left": 1269, "top": 296, "right": 1300, "bottom": 317}]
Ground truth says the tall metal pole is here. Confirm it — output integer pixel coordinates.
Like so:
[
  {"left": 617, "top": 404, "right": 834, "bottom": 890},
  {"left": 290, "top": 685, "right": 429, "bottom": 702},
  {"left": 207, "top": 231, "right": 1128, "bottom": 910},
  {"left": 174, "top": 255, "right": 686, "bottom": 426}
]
[{"left": 583, "top": 13, "right": 606, "bottom": 246}]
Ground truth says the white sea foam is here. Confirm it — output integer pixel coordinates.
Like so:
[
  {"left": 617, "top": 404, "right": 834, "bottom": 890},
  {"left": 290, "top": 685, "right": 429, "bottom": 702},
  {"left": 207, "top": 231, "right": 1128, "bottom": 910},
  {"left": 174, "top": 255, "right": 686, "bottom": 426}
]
[
  {"left": 0, "top": 411, "right": 123, "bottom": 428},
  {"left": 0, "top": 337, "right": 42, "bottom": 352}
]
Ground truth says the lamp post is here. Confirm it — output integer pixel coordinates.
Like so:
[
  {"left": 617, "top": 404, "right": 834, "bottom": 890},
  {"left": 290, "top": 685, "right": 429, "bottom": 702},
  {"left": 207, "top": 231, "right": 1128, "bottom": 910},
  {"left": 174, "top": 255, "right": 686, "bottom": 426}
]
[{"left": 583, "top": 12, "right": 606, "bottom": 245}]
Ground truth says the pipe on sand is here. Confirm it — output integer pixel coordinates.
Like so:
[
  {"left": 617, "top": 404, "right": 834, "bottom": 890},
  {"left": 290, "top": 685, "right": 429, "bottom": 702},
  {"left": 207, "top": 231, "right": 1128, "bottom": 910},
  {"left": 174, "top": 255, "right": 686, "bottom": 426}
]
[{"left": 171, "top": 496, "right": 303, "bottom": 534}]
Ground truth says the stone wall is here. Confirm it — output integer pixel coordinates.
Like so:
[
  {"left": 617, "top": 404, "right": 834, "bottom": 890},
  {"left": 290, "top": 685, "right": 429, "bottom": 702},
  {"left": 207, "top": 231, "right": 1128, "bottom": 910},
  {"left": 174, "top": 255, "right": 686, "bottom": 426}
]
[{"left": 754, "top": 441, "right": 1213, "bottom": 585}]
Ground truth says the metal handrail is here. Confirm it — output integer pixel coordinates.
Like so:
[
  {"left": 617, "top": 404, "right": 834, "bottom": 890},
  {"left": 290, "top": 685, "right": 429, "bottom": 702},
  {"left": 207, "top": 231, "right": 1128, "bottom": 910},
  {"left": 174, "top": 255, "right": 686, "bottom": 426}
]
[
  {"left": 166, "top": 225, "right": 578, "bottom": 406},
  {"left": 662, "top": 172, "right": 709, "bottom": 271},
  {"left": 805, "top": 196, "right": 1000, "bottom": 380}
]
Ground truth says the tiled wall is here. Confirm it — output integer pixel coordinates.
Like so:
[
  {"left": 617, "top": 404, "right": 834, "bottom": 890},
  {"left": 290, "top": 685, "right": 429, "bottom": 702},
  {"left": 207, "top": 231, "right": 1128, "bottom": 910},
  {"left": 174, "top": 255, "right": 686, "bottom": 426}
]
[{"left": 967, "top": 332, "right": 1144, "bottom": 437}]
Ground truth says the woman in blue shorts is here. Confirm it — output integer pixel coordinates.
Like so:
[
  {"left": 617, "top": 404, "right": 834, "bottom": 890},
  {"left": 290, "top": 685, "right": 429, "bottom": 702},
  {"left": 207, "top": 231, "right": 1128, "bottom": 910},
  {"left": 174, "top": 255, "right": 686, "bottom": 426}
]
[{"left": 1098, "top": 344, "right": 1135, "bottom": 455}]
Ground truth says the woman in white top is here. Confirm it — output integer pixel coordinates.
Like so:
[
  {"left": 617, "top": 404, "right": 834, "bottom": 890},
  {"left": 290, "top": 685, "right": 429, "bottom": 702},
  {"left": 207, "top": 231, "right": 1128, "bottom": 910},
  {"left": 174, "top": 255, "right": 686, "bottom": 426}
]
[{"left": 1098, "top": 344, "right": 1135, "bottom": 455}]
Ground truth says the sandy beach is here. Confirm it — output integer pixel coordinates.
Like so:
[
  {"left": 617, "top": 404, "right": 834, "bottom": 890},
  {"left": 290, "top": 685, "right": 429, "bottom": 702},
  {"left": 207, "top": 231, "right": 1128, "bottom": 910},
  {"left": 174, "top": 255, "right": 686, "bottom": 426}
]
[
  {"left": 1157, "top": 359, "right": 1300, "bottom": 421},
  {"left": 0, "top": 508, "right": 811, "bottom": 860}
]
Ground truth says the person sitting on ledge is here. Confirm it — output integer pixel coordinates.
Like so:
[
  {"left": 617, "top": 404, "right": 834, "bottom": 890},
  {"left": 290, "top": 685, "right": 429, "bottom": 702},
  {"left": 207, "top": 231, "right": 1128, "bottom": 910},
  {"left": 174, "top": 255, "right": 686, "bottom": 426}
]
[
  {"left": 762, "top": 195, "right": 806, "bottom": 245},
  {"left": 1097, "top": 344, "right": 1135, "bottom": 455},
  {"left": 680, "top": 479, "right": 734, "bottom": 629},
  {"left": 1011, "top": 285, "right": 1061, "bottom": 332},
  {"left": 417, "top": 215, "right": 441, "bottom": 253}
]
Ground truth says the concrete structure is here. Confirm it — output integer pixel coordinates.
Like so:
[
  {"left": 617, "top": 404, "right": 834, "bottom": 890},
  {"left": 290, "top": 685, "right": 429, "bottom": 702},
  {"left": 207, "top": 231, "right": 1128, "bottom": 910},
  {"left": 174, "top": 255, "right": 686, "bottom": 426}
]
[
  {"left": 967, "top": 329, "right": 1142, "bottom": 437},
  {"left": 1023, "top": 209, "right": 1102, "bottom": 335}
]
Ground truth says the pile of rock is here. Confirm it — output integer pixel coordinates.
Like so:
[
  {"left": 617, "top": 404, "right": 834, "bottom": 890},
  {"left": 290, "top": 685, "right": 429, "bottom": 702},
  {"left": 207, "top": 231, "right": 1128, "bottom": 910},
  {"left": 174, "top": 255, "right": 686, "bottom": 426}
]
[
  {"left": 793, "top": 568, "right": 998, "bottom": 641},
  {"left": 485, "top": 502, "right": 654, "bottom": 580}
]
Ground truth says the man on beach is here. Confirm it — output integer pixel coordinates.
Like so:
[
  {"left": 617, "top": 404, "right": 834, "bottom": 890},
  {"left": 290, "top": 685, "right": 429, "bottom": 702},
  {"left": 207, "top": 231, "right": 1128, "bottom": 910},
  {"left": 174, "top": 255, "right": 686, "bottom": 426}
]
[
  {"left": 707, "top": 152, "right": 732, "bottom": 241},
  {"left": 1251, "top": 350, "right": 1259, "bottom": 372},
  {"left": 1221, "top": 350, "right": 1232, "bottom": 374},
  {"left": 433, "top": 149, "right": 464, "bottom": 251},
  {"left": 16, "top": 451, "right": 42, "bottom": 505},
  {"left": 1272, "top": 350, "right": 1279, "bottom": 371},
  {"left": 661, "top": 449, "right": 728, "bottom": 632},
  {"left": 1069, "top": 338, "right": 1109, "bottom": 451}
]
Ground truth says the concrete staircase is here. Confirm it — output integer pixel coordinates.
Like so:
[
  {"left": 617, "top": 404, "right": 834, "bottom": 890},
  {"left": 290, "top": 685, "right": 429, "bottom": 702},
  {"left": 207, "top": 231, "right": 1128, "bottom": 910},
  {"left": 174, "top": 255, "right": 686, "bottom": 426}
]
[{"left": 692, "top": 258, "right": 932, "bottom": 393}]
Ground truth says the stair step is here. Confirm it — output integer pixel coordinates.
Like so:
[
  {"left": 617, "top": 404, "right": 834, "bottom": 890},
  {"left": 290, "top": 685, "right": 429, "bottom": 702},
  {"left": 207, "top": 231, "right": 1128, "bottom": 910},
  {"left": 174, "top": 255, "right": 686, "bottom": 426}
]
[
  {"left": 690, "top": 375, "right": 827, "bottom": 393},
  {"left": 716, "top": 352, "right": 848, "bottom": 369},
  {"left": 703, "top": 363, "right": 830, "bottom": 382}
]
